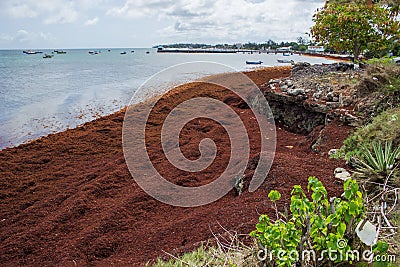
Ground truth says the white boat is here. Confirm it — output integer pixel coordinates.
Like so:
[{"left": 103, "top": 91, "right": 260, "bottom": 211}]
[{"left": 277, "top": 59, "right": 295, "bottom": 64}]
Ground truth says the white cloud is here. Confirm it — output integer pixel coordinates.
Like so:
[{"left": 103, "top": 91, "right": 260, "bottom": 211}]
[
  {"left": 1, "top": 0, "right": 79, "bottom": 24},
  {"left": 84, "top": 17, "right": 99, "bottom": 26},
  {"left": 0, "top": 29, "right": 52, "bottom": 44},
  {"left": 107, "top": 0, "right": 324, "bottom": 42},
  {"left": 6, "top": 3, "right": 38, "bottom": 18}
]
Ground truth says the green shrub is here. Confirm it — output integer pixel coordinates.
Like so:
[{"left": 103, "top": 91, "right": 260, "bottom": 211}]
[
  {"left": 353, "top": 141, "right": 400, "bottom": 180},
  {"left": 341, "top": 108, "right": 400, "bottom": 160},
  {"left": 250, "top": 177, "right": 366, "bottom": 267}
]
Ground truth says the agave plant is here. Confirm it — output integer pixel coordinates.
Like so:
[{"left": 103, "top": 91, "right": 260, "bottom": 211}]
[{"left": 354, "top": 141, "right": 400, "bottom": 180}]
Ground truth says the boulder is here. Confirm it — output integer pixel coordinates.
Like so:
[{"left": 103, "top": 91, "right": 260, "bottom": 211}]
[{"left": 334, "top": 167, "right": 351, "bottom": 181}]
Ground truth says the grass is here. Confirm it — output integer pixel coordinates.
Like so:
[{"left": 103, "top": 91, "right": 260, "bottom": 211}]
[
  {"left": 338, "top": 107, "right": 400, "bottom": 160},
  {"left": 149, "top": 230, "right": 260, "bottom": 267}
]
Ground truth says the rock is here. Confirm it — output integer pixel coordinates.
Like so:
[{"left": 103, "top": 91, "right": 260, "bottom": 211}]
[
  {"left": 287, "top": 88, "right": 305, "bottom": 96},
  {"left": 334, "top": 167, "right": 351, "bottom": 181},
  {"left": 281, "top": 85, "right": 288, "bottom": 92},
  {"left": 268, "top": 79, "right": 280, "bottom": 84},
  {"left": 313, "top": 92, "right": 322, "bottom": 100},
  {"left": 233, "top": 175, "right": 244, "bottom": 196},
  {"left": 326, "top": 102, "right": 340, "bottom": 109},
  {"left": 326, "top": 91, "right": 334, "bottom": 101},
  {"left": 286, "top": 80, "right": 293, "bottom": 87},
  {"left": 336, "top": 62, "right": 354, "bottom": 72},
  {"left": 328, "top": 149, "right": 338, "bottom": 156}
]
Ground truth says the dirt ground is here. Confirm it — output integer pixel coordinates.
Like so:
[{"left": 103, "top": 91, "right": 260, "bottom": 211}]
[{"left": 0, "top": 67, "right": 352, "bottom": 266}]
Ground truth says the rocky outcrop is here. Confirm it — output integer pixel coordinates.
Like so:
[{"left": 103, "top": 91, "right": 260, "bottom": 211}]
[{"left": 258, "top": 62, "right": 361, "bottom": 134}]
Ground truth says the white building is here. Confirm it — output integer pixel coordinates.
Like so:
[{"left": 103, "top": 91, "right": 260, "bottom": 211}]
[{"left": 307, "top": 46, "right": 325, "bottom": 53}]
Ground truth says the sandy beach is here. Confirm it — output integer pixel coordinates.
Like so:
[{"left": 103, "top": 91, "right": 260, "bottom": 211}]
[{"left": 0, "top": 66, "right": 351, "bottom": 265}]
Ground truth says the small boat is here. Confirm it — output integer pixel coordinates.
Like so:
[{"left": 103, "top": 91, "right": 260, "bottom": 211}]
[
  {"left": 246, "top": 60, "right": 263, "bottom": 65},
  {"left": 54, "top": 50, "right": 66, "bottom": 54},
  {"left": 88, "top": 50, "right": 95, "bottom": 54},
  {"left": 146, "top": 51, "right": 150, "bottom": 54},
  {"left": 120, "top": 51, "right": 127, "bottom": 55},
  {"left": 277, "top": 59, "right": 295, "bottom": 64},
  {"left": 131, "top": 50, "right": 135, "bottom": 53},
  {"left": 283, "top": 52, "right": 291, "bottom": 56},
  {"left": 23, "top": 50, "right": 42, "bottom": 54},
  {"left": 43, "top": 54, "right": 54, "bottom": 58}
]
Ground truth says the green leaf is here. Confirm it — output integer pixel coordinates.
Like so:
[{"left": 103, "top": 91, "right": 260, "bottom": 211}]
[
  {"left": 373, "top": 241, "right": 389, "bottom": 254},
  {"left": 268, "top": 190, "right": 281, "bottom": 202},
  {"left": 338, "top": 222, "right": 346, "bottom": 236}
]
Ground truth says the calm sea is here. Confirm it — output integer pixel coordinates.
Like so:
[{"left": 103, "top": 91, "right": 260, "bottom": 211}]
[{"left": 0, "top": 48, "right": 335, "bottom": 149}]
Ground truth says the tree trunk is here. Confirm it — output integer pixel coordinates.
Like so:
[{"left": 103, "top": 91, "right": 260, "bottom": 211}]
[{"left": 353, "top": 44, "right": 360, "bottom": 62}]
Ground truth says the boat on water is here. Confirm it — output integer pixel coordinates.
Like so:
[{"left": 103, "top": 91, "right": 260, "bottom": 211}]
[
  {"left": 246, "top": 60, "right": 263, "bottom": 65},
  {"left": 120, "top": 51, "right": 127, "bottom": 55},
  {"left": 146, "top": 51, "right": 150, "bottom": 54},
  {"left": 131, "top": 50, "right": 135, "bottom": 53},
  {"left": 43, "top": 54, "right": 54, "bottom": 58},
  {"left": 23, "top": 50, "right": 43, "bottom": 55},
  {"left": 54, "top": 50, "right": 67, "bottom": 54},
  {"left": 277, "top": 59, "right": 295, "bottom": 64},
  {"left": 283, "top": 52, "right": 291, "bottom": 56}
]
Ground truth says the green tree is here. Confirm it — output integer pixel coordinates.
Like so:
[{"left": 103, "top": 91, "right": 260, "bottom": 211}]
[{"left": 311, "top": 2, "right": 400, "bottom": 61}]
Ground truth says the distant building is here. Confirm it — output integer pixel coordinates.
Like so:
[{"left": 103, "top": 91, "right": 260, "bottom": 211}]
[
  {"left": 307, "top": 46, "right": 325, "bottom": 53},
  {"left": 277, "top": 46, "right": 292, "bottom": 52}
]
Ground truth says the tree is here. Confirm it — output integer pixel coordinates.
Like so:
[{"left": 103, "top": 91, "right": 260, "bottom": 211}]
[
  {"left": 311, "top": 2, "right": 400, "bottom": 61},
  {"left": 297, "top": 36, "right": 307, "bottom": 45}
]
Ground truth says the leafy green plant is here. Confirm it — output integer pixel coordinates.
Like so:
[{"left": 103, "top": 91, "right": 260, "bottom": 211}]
[
  {"left": 311, "top": 3, "right": 400, "bottom": 62},
  {"left": 250, "top": 177, "right": 366, "bottom": 267},
  {"left": 353, "top": 141, "right": 400, "bottom": 180},
  {"left": 340, "top": 108, "right": 400, "bottom": 160}
]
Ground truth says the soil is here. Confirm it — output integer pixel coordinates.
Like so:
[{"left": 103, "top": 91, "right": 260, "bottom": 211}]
[{"left": 0, "top": 67, "right": 352, "bottom": 266}]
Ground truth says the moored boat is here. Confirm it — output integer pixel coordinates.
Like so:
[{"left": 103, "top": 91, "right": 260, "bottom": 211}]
[
  {"left": 43, "top": 54, "right": 54, "bottom": 58},
  {"left": 277, "top": 59, "right": 295, "bottom": 64},
  {"left": 23, "top": 50, "right": 42, "bottom": 54},
  {"left": 246, "top": 60, "right": 263, "bottom": 65}
]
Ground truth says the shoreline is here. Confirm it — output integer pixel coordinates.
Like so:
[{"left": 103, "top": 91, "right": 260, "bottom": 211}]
[
  {"left": 1, "top": 66, "right": 291, "bottom": 151},
  {"left": 0, "top": 65, "right": 351, "bottom": 265},
  {"left": 302, "top": 52, "right": 351, "bottom": 62}
]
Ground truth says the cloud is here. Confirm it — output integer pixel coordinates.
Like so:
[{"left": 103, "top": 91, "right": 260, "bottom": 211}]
[
  {"left": 84, "top": 17, "right": 99, "bottom": 26},
  {"left": 1, "top": 0, "right": 79, "bottom": 24},
  {"left": 6, "top": 3, "right": 38, "bottom": 18},
  {"left": 107, "top": 0, "right": 324, "bottom": 42},
  {"left": 0, "top": 29, "right": 52, "bottom": 44}
]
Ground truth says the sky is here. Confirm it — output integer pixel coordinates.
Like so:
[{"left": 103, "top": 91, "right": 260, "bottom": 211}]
[{"left": 0, "top": 0, "right": 325, "bottom": 49}]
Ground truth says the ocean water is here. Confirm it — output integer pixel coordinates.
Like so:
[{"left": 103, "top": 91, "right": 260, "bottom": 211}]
[{"left": 0, "top": 48, "right": 336, "bottom": 149}]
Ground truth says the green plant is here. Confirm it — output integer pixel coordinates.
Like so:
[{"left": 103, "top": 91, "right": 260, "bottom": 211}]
[
  {"left": 311, "top": 2, "right": 400, "bottom": 62},
  {"left": 353, "top": 141, "right": 400, "bottom": 180},
  {"left": 341, "top": 108, "right": 400, "bottom": 160},
  {"left": 250, "top": 177, "right": 366, "bottom": 267}
]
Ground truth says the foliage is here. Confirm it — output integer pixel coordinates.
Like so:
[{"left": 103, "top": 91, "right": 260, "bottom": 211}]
[
  {"left": 250, "top": 177, "right": 366, "bottom": 267},
  {"left": 311, "top": 2, "right": 400, "bottom": 61},
  {"left": 365, "top": 57, "right": 394, "bottom": 65},
  {"left": 353, "top": 141, "right": 400, "bottom": 180},
  {"left": 150, "top": 235, "right": 259, "bottom": 266},
  {"left": 340, "top": 108, "right": 400, "bottom": 160}
]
